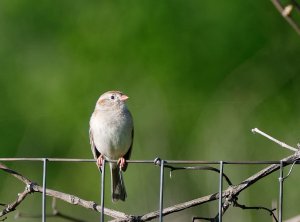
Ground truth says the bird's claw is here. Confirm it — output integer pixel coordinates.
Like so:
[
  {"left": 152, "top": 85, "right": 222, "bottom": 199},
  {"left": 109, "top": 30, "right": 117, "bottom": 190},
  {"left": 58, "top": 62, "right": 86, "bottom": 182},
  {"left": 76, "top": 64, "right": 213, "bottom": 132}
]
[
  {"left": 118, "top": 157, "right": 126, "bottom": 171},
  {"left": 97, "top": 154, "right": 104, "bottom": 168}
]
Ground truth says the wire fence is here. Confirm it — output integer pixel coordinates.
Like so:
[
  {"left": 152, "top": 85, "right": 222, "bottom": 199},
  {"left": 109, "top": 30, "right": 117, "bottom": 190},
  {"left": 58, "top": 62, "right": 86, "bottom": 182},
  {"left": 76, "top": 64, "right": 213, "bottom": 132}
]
[{"left": 0, "top": 157, "right": 299, "bottom": 222}]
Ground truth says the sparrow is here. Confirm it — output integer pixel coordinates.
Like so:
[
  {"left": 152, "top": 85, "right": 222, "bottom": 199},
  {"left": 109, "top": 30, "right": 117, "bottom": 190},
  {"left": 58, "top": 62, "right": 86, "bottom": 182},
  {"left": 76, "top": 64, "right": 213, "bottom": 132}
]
[{"left": 89, "top": 91, "right": 134, "bottom": 202}]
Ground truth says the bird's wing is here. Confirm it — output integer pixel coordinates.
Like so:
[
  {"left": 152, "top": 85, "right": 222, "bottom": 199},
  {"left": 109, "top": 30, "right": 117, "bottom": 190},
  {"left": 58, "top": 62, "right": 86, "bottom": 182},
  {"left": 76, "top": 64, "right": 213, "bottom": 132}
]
[
  {"left": 122, "top": 128, "right": 134, "bottom": 172},
  {"left": 89, "top": 128, "right": 101, "bottom": 161}
]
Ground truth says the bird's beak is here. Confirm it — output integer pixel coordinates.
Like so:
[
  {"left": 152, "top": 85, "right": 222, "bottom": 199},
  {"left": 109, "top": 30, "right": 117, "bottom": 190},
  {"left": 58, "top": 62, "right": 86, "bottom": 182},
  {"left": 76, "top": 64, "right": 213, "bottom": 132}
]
[{"left": 120, "top": 94, "right": 129, "bottom": 101}]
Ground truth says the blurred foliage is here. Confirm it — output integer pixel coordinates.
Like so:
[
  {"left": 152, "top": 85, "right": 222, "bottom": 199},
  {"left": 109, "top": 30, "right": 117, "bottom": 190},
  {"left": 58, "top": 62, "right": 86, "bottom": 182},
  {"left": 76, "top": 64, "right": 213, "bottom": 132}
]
[{"left": 0, "top": 0, "right": 300, "bottom": 221}]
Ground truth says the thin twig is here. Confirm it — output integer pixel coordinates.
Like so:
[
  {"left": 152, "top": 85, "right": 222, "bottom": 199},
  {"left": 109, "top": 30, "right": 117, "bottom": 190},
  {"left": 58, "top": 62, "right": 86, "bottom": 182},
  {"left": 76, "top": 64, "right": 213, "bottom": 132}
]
[
  {"left": 0, "top": 186, "right": 31, "bottom": 217},
  {"left": 233, "top": 201, "right": 278, "bottom": 222},
  {"left": 271, "top": 0, "right": 300, "bottom": 36},
  {"left": 164, "top": 165, "right": 233, "bottom": 186},
  {"left": 252, "top": 128, "right": 298, "bottom": 152},
  {"left": 282, "top": 160, "right": 297, "bottom": 180}
]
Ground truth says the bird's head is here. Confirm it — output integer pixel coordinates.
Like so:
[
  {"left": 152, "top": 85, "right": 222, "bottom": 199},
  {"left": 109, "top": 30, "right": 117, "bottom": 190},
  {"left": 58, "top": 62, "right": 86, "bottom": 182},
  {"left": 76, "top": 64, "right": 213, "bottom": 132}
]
[{"left": 95, "top": 91, "right": 129, "bottom": 111}]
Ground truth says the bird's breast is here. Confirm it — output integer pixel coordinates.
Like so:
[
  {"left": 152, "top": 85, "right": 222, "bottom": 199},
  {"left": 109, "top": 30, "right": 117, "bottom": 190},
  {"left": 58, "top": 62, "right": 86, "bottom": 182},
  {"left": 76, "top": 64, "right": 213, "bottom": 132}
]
[{"left": 90, "top": 110, "right": 133, "bottom": 160}]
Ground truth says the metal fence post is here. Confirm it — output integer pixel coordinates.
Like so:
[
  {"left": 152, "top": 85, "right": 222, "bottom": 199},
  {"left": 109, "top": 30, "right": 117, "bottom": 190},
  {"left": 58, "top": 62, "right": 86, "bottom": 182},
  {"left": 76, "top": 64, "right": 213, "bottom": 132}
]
[
  {"left": 219, "top": 161, "right": 224, "bottom": 222},
  {"left": 100, "top": 159, "right": 106, "bottom": 222},
  {"left": 42, "top": 158, "right": 48, "bottom": 222},
  {"left": 278, "top": 160, "right": 284, "bottom": 222},
  {"left": 159, "top": 160, "right": 165, "bottom": 222}
]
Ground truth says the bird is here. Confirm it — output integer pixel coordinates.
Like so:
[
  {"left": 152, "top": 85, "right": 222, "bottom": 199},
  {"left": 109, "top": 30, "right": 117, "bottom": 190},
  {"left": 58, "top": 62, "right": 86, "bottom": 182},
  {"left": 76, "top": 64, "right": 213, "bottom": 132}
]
[{"left": 89, "top": 91, "right": 134, "bottom": 202}]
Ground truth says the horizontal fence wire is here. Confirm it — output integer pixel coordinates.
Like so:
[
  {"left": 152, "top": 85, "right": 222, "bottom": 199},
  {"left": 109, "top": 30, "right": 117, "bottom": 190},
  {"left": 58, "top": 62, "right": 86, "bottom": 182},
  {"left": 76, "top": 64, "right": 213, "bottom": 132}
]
[
  {"left": 1, "top": 157, "right": 299, "bottom": 222},
  {"left": 1, "top": 158, "right": 300, "bottom": 164}
]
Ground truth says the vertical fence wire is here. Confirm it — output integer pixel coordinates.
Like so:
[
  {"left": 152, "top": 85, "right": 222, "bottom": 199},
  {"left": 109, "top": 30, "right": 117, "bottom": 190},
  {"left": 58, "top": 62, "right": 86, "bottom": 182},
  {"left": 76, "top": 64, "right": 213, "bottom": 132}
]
[
  {"left": 42, "top": 158, "right": 47, "bottom": 222},
  {"left": 100, "top": 160, "right": 106, "bottom": 222},
  {"left": 218, "top": 161, "right": 224, "bottom": 222},
  {"left": 159, "top": 160, "right": 165, "bottom": 222},
  {"left": 278, "top": 160, "right": 284, "bottom": 222}
]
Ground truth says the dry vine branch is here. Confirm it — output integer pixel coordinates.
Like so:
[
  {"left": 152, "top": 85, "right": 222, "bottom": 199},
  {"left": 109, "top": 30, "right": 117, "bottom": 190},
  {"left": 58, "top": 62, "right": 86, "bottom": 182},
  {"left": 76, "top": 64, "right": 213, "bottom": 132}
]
[
  {"left": 1, "top": 151, "right": 300, "bottom": 222},
  {"left": 233, "top": 202, "right": 277, "bottom": 221},
  {"left": 164, "top": 164, "right": 233, "bottom": 186},
  {"left": 252, "top": 128, "right": 298, "bottom": 152},
  {"left": 271, "top": 0, "right": 300, "bottom": 36}
]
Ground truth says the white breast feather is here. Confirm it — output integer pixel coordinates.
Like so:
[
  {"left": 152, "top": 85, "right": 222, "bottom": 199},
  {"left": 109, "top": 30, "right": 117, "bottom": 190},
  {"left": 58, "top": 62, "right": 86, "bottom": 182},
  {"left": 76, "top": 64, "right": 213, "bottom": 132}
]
[{"left": 90, "top": 109, "right": 132, "bottom": 160}]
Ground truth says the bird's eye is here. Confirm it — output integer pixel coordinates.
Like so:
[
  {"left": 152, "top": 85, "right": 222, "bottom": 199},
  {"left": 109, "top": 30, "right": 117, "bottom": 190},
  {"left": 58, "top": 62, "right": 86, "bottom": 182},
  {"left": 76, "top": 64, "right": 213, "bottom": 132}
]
[{"left": 110, "top": 95, "right": 115, "bottom": 100}]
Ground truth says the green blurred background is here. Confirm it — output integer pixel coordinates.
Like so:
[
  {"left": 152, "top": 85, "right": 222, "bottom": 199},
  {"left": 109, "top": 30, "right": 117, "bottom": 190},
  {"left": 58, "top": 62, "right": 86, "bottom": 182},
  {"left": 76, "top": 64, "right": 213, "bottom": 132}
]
[{"left": 1, "top": 0, "right": 300, "bottom": 221}]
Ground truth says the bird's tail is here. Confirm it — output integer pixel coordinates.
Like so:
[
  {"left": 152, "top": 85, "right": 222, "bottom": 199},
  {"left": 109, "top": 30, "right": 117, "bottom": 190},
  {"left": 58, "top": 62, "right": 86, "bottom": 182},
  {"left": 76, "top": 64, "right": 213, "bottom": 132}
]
[{"left": 110, "top": 164, "right": 127, "bottom": 202}]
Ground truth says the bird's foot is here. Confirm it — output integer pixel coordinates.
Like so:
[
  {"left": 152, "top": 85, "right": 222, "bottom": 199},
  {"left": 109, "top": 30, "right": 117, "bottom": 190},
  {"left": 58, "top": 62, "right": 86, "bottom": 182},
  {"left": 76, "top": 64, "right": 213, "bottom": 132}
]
[
  {"left": 97, "top": 154, "right": 105, "bottom": 168},
  {"left": 117, "top": 157, "right": 126, "bottom": 171}
]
